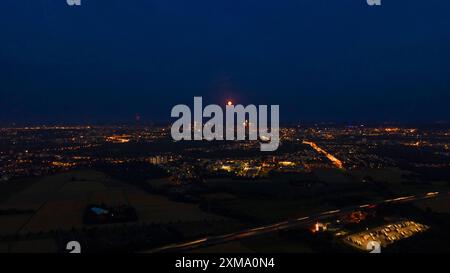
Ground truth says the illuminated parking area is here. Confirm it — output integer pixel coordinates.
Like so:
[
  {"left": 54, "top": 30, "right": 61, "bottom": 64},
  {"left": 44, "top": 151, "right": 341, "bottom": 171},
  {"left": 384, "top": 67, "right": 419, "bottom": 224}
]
[{"left": 344, "top": 220, "right": 429, "bottom": 251}]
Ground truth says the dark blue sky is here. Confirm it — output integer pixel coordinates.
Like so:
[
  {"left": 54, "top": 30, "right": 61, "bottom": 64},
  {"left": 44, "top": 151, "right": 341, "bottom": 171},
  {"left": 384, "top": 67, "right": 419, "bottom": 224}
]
[{"left": 1, "top": 0, "right": 449, "bottom": 124}]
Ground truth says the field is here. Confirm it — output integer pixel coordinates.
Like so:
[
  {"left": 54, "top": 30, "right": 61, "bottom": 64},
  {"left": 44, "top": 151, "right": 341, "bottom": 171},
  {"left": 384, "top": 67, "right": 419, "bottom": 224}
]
[{"left": 0, "top": 170, "right": 226, "bottom": 237}]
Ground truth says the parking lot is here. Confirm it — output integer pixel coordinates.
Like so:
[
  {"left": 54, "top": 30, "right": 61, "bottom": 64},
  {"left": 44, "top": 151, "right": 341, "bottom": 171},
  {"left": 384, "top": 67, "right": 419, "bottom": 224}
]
[{"left": 344, "top": 220, "right": 429, "bottom": 251}]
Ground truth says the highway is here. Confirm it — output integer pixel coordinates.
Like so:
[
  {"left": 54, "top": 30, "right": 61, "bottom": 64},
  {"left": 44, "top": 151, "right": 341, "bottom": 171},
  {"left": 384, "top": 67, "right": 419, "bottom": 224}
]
[
  {"left": 148, "top": 191, "right": 448, "bottom": 253},
  {"left": 302, "top": 141, "right": 344, "bottom": 169}
]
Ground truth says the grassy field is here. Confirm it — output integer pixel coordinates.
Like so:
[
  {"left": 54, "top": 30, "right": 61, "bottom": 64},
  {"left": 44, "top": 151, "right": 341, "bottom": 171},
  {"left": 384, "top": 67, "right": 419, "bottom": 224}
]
[
  {"left": 0, "top": 169, "right": 226, "bottom": 237},
  {"left": 127, "top": 191, "right": 225, "bottom": 223},
  {"left": 212, "top": 197, "right": 330, "bottom": 223},
  {"left": 350, "top": 168, "right": 413, "bottom": 185},
  {"left": 350, "top": 167, "right": 449, "bottom": 196},
  {"left": 240, "top": 233, "right": 315, "bottom": 253},
  {"left": 0, "top": 177, "right": 36, "bottom": 203},
  {"left": 0, "top": 214, "right": 32, "bottom": 235},
  {"left": 415, "top": 197, "right": 450, "bottom": 214}
]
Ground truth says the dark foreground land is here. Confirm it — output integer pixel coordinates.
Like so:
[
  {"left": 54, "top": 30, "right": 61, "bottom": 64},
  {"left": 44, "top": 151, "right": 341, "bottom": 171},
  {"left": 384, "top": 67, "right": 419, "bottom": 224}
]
[{"left": 0, "top": 166, "right": 448, "bottom": 253}]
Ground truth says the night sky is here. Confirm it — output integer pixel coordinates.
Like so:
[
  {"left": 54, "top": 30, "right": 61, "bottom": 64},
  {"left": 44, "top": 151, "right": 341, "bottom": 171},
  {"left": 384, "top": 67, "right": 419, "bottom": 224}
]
[{"left": 1, "top": 0, "right": 449, "bottom": 124}]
